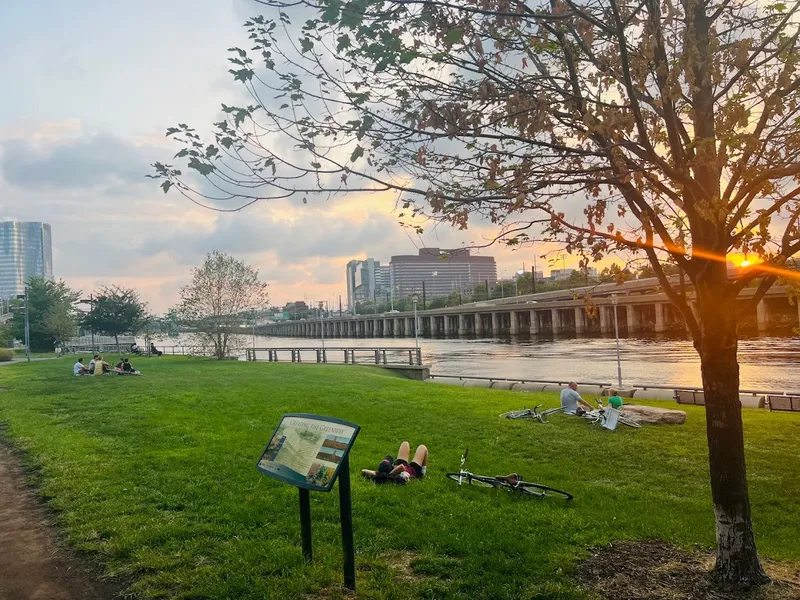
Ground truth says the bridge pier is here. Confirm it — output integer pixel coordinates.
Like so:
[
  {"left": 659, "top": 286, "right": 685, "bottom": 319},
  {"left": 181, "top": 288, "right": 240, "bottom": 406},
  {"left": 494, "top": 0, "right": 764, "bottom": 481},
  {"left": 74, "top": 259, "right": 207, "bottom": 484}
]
[
  {"left": 475, "top": 313, "right": 484, "bottom": 336},
  {"left": 530, "top": 310, "right": 539, "bottom": 334},
  {"left": 626, "top": 304, "right": 639, "bottom": 333},
  {"left": 458, "top": 314, "right": 468, "bottom": 336},
  {"left": 574, "top": 307, "right": 585, "bottom": 334},
  {"left": 491, "top": 312, "right": 500, "bottom": 335},
  {"left": 599, "top": 306, "right": 612, "bottom": 333},
  {"left": 430, "top": 315, "right": 439, "bottom": 336},
  {"left": 654, "top": 303, "right": 666, "bottom": 332},
  {"left": 757, "top": 300, "right": 770, "bottom": 331},
  {"left": 509, "top": 311, "right": 519, "bottom": 335},
  {"left": 551, "top": 308, "right": 562, "bottom": 334}
]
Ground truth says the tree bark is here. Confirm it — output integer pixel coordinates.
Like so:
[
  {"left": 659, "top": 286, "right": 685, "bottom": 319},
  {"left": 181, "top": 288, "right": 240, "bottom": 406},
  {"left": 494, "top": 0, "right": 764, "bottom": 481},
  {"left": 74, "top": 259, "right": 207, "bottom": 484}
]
[{"left": 697, "top": 291, "right": 769, "bottom": 587}]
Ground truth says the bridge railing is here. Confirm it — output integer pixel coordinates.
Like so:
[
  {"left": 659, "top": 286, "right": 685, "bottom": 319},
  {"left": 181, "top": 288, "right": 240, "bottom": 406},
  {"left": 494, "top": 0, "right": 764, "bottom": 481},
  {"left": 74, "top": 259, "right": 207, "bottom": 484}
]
[{"left": 245, "top": 346, "right": 422, "bottom": 366}]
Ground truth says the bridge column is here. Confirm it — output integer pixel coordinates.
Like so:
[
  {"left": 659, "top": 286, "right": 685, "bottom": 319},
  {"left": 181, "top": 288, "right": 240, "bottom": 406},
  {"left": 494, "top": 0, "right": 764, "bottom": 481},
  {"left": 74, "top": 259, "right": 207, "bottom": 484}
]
[
  {"left": 430, "top": 315, "right": 439, "bottom": 336},
  {"left": 757, "top": 300, "right": 770, "bottom": 331},
  {"left": 458, "top": 314, "right": 468, "bottom": 335},
  {"left": 574, "top": 307, "right": 585, "bottom": 334},
  {"left": 654, "top": 303, "right": 666, "bottom": 332},
  {"left": 403, "top": 317, "right": 412, "bottom": 336},
  {"left": 600, "top": 306, "right": 612, "bottom": 333},
  {"left": 509, "top": 311, "right": 519, "bottom": 335},
  {"left": 530, "top": 310, "right": 539, "bottom": 334},
  {"left": 551, "top": 309, "right": 562, "bottom": 334},
  {"left": 491, "top": 312, "right": 500, "bottom": 335},
  {"left": 474, "top": 313, "right": 483, "bottom": 336},
  {"left": 626, "top": 304, "right": 639, "bottom": 332}
]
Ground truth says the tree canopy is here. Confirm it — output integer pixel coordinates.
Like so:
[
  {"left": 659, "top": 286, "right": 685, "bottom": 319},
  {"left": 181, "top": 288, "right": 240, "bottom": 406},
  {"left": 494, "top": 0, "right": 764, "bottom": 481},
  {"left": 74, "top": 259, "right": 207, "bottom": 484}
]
[
  {"left": 82, "top": 286, "right": 150, "bottom": 350},
  {"left": 11, "top": 277, "right": 80, "bottom": 352},
  {"left": 173, "top": 251, "right": 270, "bottom": 359}
]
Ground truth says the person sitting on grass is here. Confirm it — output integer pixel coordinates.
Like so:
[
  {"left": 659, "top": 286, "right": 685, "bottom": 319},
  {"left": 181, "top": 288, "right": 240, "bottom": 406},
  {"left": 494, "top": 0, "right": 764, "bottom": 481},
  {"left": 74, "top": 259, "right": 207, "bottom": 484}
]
[
  {"left": 150, "top": 343, "right": 163, "bottom": 357},
  {"left": 73, "top": 358, "right": 90, "bottom": 376},
  {"left": 88, "top": 354, "right": 99, "bottom": 374},
  {"left": 361, "top": 441, "right": 428, "bottom": 484},
  {"left": 606, "top": 389, "right": 624, "bottom": 410},
  {"left": 115, "top": 357, "right": 140, "bottom": 375},
  {"left": 93, "top": 355, "right": 111, "bottom": 376},
  {"left": 560, "top": 382, "right": 594, "bottom": 415}
]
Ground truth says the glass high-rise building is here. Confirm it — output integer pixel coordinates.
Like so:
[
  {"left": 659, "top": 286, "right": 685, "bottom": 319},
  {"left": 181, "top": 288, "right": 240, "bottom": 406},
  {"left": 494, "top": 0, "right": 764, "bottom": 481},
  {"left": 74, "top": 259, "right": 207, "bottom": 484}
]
[{"left": 0, "top": 221, "right": 53, "bottom": 299}]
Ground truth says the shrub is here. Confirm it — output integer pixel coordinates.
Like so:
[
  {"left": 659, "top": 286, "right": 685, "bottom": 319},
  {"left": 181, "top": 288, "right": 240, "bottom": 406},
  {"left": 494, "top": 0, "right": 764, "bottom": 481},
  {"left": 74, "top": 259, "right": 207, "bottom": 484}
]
[{"left": 0, "top": 348, "right": 14, "bottom": 362}]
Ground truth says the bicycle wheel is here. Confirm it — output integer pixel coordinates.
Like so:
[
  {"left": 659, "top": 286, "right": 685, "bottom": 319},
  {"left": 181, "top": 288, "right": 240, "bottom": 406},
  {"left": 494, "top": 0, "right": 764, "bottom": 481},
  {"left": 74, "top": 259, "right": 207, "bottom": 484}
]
[
  {"left": 446, "top": 473, "right": 497, "bottom": 488},
  {"left": 618, "top": 416, "right": 642, "bottom": 428},
  {"left": 518, "top": 482, "right": 574, "bottom": 500},
  {"left": 499, "top": 410, "right": 533, "bottom": 419}
]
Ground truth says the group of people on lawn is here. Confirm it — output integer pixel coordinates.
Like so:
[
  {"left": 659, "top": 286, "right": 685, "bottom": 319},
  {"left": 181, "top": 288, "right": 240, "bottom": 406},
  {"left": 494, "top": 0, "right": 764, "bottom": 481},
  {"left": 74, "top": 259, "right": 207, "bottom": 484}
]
[
  {"left": 73, "top": 354, "right": 141, "bottom": 376},
  {"left": 362, "top": 383, "right": 618, "bottom": 485}
]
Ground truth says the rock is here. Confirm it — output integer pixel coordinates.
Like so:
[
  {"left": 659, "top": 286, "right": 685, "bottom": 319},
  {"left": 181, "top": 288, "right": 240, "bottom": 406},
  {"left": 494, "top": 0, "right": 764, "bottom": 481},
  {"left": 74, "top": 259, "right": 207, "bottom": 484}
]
[{"left": 621, "top": 405, "right": 687, "bottom": 425}]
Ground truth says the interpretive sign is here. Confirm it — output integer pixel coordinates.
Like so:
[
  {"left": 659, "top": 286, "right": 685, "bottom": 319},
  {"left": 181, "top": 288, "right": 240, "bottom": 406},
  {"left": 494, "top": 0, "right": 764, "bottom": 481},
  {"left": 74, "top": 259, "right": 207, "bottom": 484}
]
[
  {"left": 257, "top": 414, "right": 360, "bottom": 492},
  {"left": 256, "top": 413, "right": 360, "bottom": 589}
]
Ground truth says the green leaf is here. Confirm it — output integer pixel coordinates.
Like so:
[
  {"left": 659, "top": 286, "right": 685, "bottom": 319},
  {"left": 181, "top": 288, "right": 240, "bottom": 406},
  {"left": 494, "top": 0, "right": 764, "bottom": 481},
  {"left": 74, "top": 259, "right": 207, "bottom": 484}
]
[
  {"left": 206, "top": 145, "right": 219, "bottom": 159},
  {"left": 444, "top": 28, "right": 463, "bottom": 47},
  {"left": 350, "top": 145, "right": 364, "bottom": 162},
  {"left": 188, "top": 158, "right": 215, "bottom": 176},
  {"left": 219, "top": 137, "right": 233, "bottom": 149},
  {"left": 174, "top": 149, "right": 189, "bottom": 158},
  {"left": 300, "top": 37, "right": 314, "bottom": 53},
  {"left": 161, "top": 181, "right": 172, "bottom": 194},
  {"left": 336, "top": 34, "right": 351, "bottom": 52}
]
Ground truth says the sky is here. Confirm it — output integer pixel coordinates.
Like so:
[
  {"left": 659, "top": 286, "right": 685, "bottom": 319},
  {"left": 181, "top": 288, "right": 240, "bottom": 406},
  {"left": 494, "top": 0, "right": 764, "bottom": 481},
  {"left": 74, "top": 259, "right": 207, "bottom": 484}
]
[{"left": 0, "top": 0, "right": 575, "bottom": 313}]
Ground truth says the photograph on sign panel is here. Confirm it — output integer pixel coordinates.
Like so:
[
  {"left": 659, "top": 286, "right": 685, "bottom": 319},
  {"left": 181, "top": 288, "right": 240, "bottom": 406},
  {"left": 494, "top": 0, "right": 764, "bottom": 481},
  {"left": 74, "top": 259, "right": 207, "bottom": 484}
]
[{"left": 258, "top": 417, "right": 357, "bottom": 489}]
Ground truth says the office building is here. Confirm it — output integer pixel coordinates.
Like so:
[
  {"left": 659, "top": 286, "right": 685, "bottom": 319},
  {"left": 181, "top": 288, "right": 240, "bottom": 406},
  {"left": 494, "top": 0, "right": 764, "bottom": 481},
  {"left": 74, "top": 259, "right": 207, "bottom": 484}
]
[
  {"left": 346, "top": 258, "right": 389, "bottom": 309},
  {"left": 0, "top": 221, "right": 53, "bottom": 299},
  {"left": 390, "top": 248, "right": 497, "bottom": 298},
  {"left": 549, "top": 267, "right": 598, "bottom": 281}
]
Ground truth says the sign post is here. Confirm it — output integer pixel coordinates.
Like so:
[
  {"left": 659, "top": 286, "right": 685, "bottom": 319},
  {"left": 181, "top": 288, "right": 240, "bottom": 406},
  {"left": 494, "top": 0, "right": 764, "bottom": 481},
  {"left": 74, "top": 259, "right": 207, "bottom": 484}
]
[{"left": 257, "top": 414, "right": 360, "bottom": 590}]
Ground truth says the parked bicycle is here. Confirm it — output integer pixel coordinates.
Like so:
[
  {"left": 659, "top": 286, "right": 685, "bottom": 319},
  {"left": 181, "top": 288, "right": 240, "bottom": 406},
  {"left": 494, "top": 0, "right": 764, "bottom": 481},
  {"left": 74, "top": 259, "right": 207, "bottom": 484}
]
[
  {"left": 499, "top": 404, "right": 563, "bottom": 424},
  {"left": 445, "top": 449, "right": 573, "bottom": 500},
  {"left": 580, "top": 399, "right": 641, "bottom": 429}
]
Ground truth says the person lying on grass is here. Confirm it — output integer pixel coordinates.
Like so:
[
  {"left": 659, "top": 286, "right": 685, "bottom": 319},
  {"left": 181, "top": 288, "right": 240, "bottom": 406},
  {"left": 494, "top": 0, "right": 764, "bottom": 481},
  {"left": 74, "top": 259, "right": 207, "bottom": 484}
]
[{"left": 361, "top": 441, "right": 428, "bottom": 484}]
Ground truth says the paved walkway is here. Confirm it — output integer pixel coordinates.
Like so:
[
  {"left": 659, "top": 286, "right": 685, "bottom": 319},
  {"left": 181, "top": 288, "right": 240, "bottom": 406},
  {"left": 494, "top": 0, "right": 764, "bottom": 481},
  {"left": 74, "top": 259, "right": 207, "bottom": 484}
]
[
  {"left": 0, "top": 444, "right": 117, "bottom": 599},
  {"left": 0, "top": 358, "right": 56, "bottom": 366}
]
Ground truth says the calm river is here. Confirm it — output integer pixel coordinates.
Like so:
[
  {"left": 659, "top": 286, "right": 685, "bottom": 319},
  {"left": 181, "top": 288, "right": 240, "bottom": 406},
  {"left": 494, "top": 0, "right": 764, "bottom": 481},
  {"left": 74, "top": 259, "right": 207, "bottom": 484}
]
[{"left": 240, "top": 332, "right": 800, "bottom": 391}]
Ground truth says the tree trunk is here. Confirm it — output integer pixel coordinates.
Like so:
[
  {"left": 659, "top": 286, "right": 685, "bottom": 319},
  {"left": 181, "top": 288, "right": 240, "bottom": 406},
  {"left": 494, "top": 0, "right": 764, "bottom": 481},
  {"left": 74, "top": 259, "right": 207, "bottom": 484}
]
[
  {"left": 697, "top": 297, "right": 769, "bottom": 587},
  {"left": 115, "top": 334, "right": 120, "bottom": 354}
]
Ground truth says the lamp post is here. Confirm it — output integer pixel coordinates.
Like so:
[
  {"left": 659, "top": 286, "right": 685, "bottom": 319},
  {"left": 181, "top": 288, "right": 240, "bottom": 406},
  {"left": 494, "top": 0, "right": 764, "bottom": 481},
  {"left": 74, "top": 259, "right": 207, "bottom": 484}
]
[
  {"left": 611, "top": 295, "right": 622, "bottom": 388},
  {"left": 412, "top": 293, "right": 419, "bottom": 349},
  {"left": 15, "top": 292, "right": 30, "bottom": 362},
  {"left": 78, "top": 294, "right": 94, "bottom": 352}
]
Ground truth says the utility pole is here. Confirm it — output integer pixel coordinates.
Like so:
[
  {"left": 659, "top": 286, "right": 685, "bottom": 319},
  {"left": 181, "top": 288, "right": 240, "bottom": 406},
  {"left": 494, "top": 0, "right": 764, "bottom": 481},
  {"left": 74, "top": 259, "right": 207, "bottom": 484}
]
[
  {"left": 422, "top": 281, "right": 426, "bottom": 310},
  {"left": 23, "top": 292, "right": 30, "bottom": 362}
]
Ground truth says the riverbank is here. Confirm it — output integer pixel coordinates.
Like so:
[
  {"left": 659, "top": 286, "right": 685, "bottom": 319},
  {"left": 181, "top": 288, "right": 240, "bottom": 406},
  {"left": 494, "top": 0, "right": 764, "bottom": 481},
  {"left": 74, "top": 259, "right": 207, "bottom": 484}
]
[{"left": 0, "top": 357, "right": 798, "bottom": 599}]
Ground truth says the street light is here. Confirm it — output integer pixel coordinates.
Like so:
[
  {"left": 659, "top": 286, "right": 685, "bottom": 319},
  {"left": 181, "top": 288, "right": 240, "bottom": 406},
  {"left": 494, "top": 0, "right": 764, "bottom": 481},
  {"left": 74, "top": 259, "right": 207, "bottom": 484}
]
[
  {"left": 412, "top": 293, "right": 419, "bottom": 349},
  {"left": 611, "top": 295, "right": 622, "bottom": 388},
  {"left": 78, "top": 294, "right": 95, "bottom": 352},
  {"left": 15, "top": 292, "right": 30, "bottom": 362}
]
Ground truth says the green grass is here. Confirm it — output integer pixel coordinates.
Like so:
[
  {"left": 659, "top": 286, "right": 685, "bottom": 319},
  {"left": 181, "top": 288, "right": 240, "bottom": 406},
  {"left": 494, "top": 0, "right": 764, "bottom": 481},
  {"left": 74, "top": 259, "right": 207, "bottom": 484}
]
[{"left": 0, "top": 358, "right": 798, "bottom": 599}]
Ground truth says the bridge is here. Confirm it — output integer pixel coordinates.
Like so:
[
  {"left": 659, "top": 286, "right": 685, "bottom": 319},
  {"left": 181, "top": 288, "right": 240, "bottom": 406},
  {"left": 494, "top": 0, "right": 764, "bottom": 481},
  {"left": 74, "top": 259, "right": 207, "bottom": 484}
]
[{"left": 262, "top": 277, "right": 799, "bottom": 338}]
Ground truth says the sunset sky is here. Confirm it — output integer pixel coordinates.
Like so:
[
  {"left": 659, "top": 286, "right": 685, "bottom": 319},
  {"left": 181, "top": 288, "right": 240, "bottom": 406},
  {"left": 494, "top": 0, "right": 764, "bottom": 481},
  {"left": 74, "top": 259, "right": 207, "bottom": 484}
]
[{"left": 1, "top": 0, "right": 587, "bottom": 313}]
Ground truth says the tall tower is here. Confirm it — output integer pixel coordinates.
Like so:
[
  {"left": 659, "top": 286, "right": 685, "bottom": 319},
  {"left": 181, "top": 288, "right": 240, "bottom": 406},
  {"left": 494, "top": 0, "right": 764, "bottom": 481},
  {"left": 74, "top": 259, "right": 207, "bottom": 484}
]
[{"left": 0, "top": 221, "right": 53, "bottom": 298}]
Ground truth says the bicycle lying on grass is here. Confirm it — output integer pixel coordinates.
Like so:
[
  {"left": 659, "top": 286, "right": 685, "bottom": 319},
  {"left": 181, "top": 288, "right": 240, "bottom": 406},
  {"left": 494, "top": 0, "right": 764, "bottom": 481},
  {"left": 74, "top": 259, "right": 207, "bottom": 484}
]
[
  {"left": 499, "top": 404, "right": 563, "bottom": 423},
  {"left": 580, "top": 399, "right": 642, "bottom": 429},
  {"left": 445, "top": 449, "right": 573, "bottom": 500}
]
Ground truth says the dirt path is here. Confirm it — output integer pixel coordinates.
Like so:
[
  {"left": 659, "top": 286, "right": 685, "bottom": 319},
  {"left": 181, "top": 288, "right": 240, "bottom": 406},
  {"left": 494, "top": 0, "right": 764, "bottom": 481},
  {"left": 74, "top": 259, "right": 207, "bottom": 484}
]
[{"left": 0, "top": 443, "right": 119, "bottom": 600}]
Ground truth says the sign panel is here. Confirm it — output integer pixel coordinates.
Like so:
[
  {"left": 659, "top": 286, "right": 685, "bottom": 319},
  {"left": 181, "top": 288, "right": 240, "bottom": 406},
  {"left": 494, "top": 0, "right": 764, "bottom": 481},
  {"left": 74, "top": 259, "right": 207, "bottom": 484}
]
[{"left": 257, "top": 414, "right": 360, "bottom": 492}]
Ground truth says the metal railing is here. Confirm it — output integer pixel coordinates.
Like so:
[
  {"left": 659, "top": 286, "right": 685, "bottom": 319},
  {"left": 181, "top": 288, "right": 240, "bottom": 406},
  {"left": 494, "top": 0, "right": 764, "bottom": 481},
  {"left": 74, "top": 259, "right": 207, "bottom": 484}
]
[
  {"left": 245, "top": 346, "right": 423, "bottom": 366},
  {"left": 429, "top": 374, "right": 613, "bottom": 387},
  {"left": 429, "top": 374, "right": 800, "bottom": 398}
]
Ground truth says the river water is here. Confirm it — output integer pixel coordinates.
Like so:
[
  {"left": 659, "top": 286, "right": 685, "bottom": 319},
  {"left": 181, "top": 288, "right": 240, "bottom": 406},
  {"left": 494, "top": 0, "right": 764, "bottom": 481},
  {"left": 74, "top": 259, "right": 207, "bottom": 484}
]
[{"left": 233, "top": 332, "right": 800, "bottom": 392}]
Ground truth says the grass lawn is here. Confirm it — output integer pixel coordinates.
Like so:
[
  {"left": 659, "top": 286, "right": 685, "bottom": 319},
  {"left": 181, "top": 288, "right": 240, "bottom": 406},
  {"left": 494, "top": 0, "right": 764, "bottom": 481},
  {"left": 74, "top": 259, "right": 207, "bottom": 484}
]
[{"left": 0, "top": 357, "right": 798, "bottom": 599}]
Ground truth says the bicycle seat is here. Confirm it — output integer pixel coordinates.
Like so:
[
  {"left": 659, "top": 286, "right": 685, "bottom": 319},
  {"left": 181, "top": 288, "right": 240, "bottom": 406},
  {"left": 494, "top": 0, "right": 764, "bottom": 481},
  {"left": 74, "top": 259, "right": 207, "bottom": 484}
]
[{"left": 494, "top": 473, "right": 521, "bottom": 485}]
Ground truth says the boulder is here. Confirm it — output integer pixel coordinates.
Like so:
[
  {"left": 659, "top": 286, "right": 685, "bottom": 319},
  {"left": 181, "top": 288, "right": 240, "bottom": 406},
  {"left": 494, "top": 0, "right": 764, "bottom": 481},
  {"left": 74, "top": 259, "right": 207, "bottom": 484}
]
[{"left": 622, "top": 405, "right": 687, "bottom": 425}]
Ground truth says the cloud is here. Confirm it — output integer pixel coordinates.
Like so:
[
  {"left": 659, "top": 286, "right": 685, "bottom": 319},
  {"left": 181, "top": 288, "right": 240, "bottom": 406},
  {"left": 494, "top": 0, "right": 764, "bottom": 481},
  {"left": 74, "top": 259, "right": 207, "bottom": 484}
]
[{"left": 0, "top": 133, "right": 158, "bottom": 190}]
